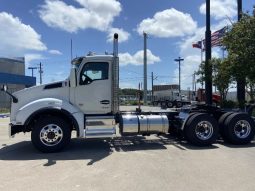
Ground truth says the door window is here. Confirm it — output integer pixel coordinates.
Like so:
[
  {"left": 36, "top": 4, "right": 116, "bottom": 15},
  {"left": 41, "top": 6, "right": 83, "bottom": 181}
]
[{"left": 79, "top": 62, "right": 109, "bottom": 85}]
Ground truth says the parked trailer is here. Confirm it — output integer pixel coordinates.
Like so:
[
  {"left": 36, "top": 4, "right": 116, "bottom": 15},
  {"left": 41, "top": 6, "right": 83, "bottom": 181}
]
[{"left": 2, "top": 34, "right": 255, "bottom": 152}]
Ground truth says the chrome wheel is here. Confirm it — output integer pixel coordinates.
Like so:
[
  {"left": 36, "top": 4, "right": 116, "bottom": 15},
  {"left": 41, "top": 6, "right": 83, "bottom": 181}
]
[
  {"left": 234, "top": 120, "right": 251, "bottom": 139},
  {"left": 40, "top": 124, "right": 63, "bottom": 146},
  {"left": 195, "top": 121, "right": 214, "bottom": 141}
]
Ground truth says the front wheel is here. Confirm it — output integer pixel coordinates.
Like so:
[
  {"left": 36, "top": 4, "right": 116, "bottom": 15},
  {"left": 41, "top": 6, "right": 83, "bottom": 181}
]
[{"left": 31, "top": 116, "right": 71, "bottom": 152}]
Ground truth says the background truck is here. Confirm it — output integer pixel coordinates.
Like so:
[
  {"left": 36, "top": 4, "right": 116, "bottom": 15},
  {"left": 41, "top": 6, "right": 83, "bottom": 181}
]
[
  {"left": 2, "top": 34, "right": 255, "bottom": 153},
  {"left": 152, "top": 89, "right": 190, "bottom": 108}
]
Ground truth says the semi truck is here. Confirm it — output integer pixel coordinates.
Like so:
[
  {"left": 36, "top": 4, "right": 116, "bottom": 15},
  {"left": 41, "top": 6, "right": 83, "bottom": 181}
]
[
  {"left": 152, "top": 89, "right": 190, "bottom": 108},
  {"left": 2, "top": 34, "right": 255, "bottom": 152}
]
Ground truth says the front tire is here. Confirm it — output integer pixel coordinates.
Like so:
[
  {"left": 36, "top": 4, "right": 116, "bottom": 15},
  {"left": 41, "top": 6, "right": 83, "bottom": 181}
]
[{"left": 31, "top": 116, "right": 71, "bottom": 152}]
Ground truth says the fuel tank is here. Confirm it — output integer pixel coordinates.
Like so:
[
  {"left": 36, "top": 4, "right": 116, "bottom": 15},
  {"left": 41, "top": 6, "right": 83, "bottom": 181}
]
[{"left": 120, "top": 114, "right": 169, "bottom": 135}]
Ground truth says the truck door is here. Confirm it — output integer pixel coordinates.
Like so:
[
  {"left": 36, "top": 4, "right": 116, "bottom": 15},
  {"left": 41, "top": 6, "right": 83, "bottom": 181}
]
[{"left": 74, "top": 61, "right": 111, "bottom": 114}]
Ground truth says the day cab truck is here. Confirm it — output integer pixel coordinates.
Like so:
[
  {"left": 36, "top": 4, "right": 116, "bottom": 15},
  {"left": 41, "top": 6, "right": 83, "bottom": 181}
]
[{"left": 2, "top": 34, "right": 255, "bottom": 152}]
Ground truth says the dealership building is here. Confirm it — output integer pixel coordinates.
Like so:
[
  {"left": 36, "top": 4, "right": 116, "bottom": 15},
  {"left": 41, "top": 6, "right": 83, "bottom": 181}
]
[{"left": 0, "top": 57, "right": 36, "bottom": 109}]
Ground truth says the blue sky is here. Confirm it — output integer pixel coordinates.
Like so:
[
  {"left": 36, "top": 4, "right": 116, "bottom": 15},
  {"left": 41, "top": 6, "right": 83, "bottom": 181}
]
[{"left": 0, "top": 0, "right": 254, "bottom": 89}]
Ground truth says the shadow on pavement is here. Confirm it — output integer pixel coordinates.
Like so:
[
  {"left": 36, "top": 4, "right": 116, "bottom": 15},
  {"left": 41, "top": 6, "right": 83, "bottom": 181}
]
[
  {"left": 1, "top": 136, "right": 253, "bottom": 166},
  {"left": 0, "top": 136, "right": 169, "bottom": 166}
]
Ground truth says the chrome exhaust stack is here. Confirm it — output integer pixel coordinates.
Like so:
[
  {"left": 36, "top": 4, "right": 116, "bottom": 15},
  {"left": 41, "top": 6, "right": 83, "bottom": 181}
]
[{"left": 112, "top": 33, "right": 119, "bottom": 114}]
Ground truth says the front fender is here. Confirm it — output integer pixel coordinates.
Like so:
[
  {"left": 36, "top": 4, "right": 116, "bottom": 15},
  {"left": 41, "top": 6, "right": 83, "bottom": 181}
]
[{"left": 14, "top": 98, "right": 84, "bottom": 137}]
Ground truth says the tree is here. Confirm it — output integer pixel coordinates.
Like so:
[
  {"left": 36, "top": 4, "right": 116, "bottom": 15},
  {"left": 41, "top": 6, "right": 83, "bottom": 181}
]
[
  {"left": 223, "top": 12, "right": 255, "bottom": 102},
  {"left": 196, "top": 58, "right": 232, "bottom": 102},
  {"left": 212, "top": 58, "right": 232, "bottom": 101},
  {"left": 195, "top": 61, "right": 205, "bottom": 88}
]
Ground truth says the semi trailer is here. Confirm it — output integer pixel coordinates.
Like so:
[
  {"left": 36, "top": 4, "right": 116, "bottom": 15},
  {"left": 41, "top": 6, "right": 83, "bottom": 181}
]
[{"left": 2, "top": 34, "right": 255, "bottom": 152}]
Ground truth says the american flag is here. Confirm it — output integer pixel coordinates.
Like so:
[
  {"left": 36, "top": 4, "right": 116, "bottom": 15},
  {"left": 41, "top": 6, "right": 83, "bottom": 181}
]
[
  {"left": 194, "top": 27, "right": 227, "bottom": 51},
  {"left": 211, "top": 27, "right": 227, "bottom": 47}
]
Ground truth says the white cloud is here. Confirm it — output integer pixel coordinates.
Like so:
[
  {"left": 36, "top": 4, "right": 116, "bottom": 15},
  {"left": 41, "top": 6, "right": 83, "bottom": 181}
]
[
  {"left": 137, "top": 8, "right": 197, "bottom": 38},
  {"left": 119, "top": 49, "right": 161, "bottom": 66},
  {"left": 0, "top": 12, "right": 46, "bottom": 56},
  {"left": 38, "top": 0, "right": 121, "bottom": 33},
  {"left": 107, "top": 28, "right": 130, "bottom": 43},
  {"left": 25, "top": 53, "right": 45, "bottom": 67},
  {"left": 199, "top": 0, "right": 237, "bottom": 20},
  {"left": 49, "top": 49, "right": 62, "bottom": 55}
]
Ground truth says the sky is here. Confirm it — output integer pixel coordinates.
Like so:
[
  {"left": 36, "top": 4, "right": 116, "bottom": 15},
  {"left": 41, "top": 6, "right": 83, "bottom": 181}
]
[{"left": 0, "top": 0, "right": 254, "bottom": 90}]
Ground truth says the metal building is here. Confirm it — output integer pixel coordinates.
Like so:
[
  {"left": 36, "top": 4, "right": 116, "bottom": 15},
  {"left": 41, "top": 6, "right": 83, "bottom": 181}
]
[{"left": 0, "top": 57, "right": 36, "bottom": 109}]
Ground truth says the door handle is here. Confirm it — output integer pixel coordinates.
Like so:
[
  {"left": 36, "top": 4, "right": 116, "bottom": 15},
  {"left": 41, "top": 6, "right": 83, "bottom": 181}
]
[{"left": 100, "top": 100, "right": 110, "bottom": 104}]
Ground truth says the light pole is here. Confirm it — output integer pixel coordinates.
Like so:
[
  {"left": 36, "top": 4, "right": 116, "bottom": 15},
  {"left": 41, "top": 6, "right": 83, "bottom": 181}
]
[
  {"left": 174, "top": 57, "right": 184, "bottom": 95},
  {"left": 28, "top": 67, "right": 37, "bottom": 77}
]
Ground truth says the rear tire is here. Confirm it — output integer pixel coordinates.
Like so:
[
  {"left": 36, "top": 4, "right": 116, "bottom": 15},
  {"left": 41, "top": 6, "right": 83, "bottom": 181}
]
[
  {"left": 167, "top": 101, "right": 174, "bottom": 108},
  {"left": 176, "top": 101, "right": 183, "bottom": 108},
  {"left": 184, "top": 113, "right": 219, "bottom": 146},
  {"left": 31, "top": 116, "right": 71, "bottom": 153},
  {"left": 218, "top": 112, "right": 233, "bottom": 139},
  {"left": 223, "top": 113, "right": 255, "bottom": 144}
]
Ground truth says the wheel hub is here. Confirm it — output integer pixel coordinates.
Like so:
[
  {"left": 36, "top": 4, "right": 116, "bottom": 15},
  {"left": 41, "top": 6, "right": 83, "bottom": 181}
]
[
  {"left": 234, "top": 120, "right": 251, "bottom": 139},
  {"left": 195, "top": 121, "right": 214, "bottom": 141},
  {"left": 40, "top": 124, "right": 63, "bottom": 146}
]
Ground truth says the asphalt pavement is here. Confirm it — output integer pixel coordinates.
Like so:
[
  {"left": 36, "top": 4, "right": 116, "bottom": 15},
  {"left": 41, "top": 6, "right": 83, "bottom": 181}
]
[{"left": 0, "top": 106, "right": 255, "bottom": 191}]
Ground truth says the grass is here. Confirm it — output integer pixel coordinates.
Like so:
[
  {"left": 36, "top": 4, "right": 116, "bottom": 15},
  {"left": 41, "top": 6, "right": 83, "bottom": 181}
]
[{"left": 0, "top": 108, "right": 10, "bottom": 114}]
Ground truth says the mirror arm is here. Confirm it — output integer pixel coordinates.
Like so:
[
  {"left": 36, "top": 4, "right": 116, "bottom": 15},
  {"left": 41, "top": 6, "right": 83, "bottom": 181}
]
[{"left": 0, "top": 89, "right": 18, "bottom": 103}]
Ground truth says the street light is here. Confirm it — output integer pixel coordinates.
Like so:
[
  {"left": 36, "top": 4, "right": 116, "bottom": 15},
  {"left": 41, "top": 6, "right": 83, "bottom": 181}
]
[
  {"left": 174, "top": 57, "right": 184, "bottom": 96},
  {"left": 28, "top": 67, "right": 38, "bottom": 77}
]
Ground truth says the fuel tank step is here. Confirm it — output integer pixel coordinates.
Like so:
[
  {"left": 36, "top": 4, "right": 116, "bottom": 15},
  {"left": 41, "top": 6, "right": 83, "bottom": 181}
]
[{"left": 85, "top": 115, "right": 116, "bottom": 138}]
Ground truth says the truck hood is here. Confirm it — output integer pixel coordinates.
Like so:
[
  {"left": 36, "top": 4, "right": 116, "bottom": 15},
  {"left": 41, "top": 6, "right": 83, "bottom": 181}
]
[{"left": 11, "top": 80, "right": 70, "bottom": 120}]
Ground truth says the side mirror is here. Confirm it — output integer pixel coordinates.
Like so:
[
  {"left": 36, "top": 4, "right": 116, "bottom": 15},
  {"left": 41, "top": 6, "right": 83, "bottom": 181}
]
[
  {"left": 1, "top": 84, "right": 8, "bottom": 92},
  {"left": 70, "top": 68, "right": 77, "bottom": 87}
]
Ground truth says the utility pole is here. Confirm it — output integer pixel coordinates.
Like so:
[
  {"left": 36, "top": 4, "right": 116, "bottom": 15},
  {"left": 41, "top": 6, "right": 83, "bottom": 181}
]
[
  {"left": 28, "top": 67, "right": 37, "bottom": 77},
  {"left": 71, "top": 39, "right": 73, "bottom": 62},
  {"left": 236, "top": 0, "right": 245, "bottom": 107},
  {"left": 151, "top": 72, "right": 158, "bottom": 103},
  {"left": 143, "top": 32, "right": 148, "bottom": 105},
  {"left": 38, "top": 62, "right": 43, "bottom": 85},
  {"left": 151, "top": 72, "right": 154, "bottom": 103},
  {"left": 174, "top": 57, "right": 184, "bottom": 96},
  {"left": 205, "top": 0, "right": 212, "bottom": 105}
]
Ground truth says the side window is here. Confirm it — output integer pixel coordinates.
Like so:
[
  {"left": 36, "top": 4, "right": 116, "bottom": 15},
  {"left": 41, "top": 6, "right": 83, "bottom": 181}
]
[{"left": 79, "top": 62, "right": 109, "bottom": 85}]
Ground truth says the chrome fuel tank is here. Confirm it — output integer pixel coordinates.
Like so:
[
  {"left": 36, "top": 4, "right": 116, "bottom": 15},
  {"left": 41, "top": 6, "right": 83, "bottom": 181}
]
[{"left": 120, "top": 114, "right": 169, "bottom": 135}]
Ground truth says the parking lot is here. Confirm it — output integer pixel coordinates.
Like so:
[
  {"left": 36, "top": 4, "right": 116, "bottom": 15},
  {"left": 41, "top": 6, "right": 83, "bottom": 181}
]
[{"left": 1, "top": 106, "right": 255, "bottom": 191}]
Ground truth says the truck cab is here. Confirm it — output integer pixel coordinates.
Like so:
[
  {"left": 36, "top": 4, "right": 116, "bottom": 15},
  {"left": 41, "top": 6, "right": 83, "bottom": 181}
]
[{"left": 70, "top": 55, "right": 114, "bottom": 114}]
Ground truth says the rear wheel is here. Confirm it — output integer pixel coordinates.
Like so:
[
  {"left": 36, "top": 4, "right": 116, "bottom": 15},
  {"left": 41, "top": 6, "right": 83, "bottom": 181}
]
[
  {"left": 176, "top": 101, "right": 183, "bottom": 108},
  {"left": 167, "top": 101, "right": 174, "bottom": 108},
  {"left": 218, "top": 112, "right": 233, "bottom": 139},
  {"left": 31, "top": 116, "right": 71, "bottom": 152},
  {"left": 223, "top": 113, "right": 255, "bottom": 144},
  {"left": 184, "top": 113, "right": 219, "bottom": 146}
]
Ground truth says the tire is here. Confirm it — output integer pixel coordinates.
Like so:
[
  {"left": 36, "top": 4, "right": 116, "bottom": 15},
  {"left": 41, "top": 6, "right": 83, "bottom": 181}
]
[
  {"left": 161, "top": 101, "right": 167, "bottom": 109},
  {"left": 184, "top": 113, "right": 219, "bottom": 146},
  {"left": 167, "top": 101, "right": 174, "bottom": 108},
  {"left": 218, "top": 112, "right": 233, "bottom": 139},
  {"left": 31, "top": 116, "right": 71, "bottom": 153},
  {"left": 176, "top": 101, "right": 183, "bottom": 108},
  {"left": 223, "top": 113, "right": 255, "bottom": 144}
]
